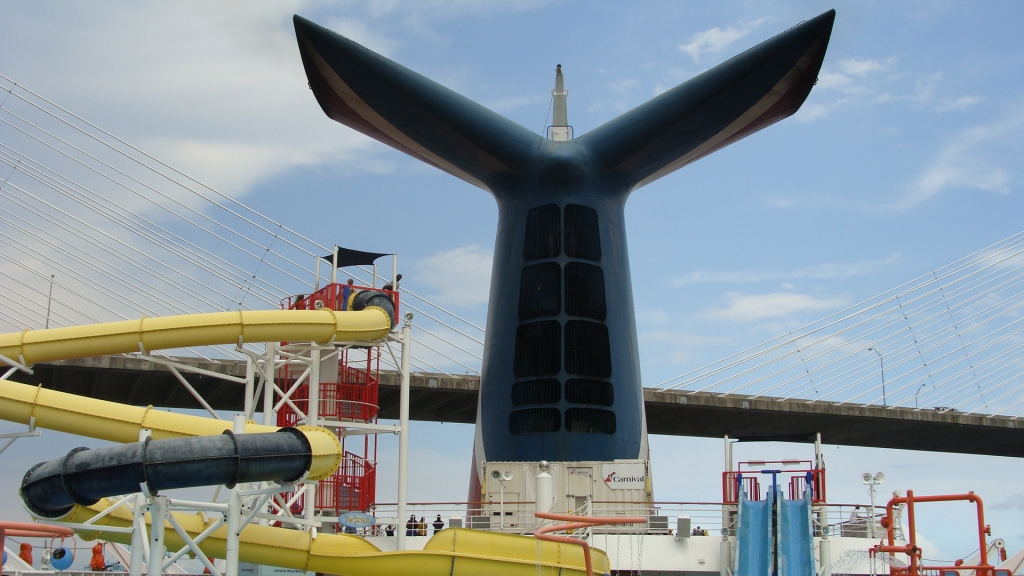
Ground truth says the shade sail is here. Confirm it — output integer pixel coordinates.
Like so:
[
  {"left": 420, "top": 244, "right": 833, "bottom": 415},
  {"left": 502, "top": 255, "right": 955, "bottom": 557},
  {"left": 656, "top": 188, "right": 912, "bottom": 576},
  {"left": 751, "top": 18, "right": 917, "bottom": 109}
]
[{"left": 322, "top": 247, "right": 391, "bottom": 268}]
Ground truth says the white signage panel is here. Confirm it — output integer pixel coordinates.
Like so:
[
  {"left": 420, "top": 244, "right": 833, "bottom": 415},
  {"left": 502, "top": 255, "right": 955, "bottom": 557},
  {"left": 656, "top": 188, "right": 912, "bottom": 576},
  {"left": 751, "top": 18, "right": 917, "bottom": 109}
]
[{"left": 601, "top": 463, "right": 646, "bottom": 490}]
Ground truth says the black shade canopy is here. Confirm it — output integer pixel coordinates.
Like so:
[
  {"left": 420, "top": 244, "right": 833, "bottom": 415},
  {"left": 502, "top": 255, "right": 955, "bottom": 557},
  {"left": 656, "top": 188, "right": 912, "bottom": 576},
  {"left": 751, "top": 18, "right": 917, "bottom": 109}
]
[{"left": 322, "top": 247, "right": 391, "bottom": 268}]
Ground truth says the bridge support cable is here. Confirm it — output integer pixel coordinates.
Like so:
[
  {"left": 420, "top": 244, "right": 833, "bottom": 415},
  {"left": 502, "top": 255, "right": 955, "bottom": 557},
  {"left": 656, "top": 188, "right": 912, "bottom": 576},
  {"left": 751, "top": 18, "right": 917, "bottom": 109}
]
[
  {"left": 0, "top": 75, "right": 485, "bottom": 374},
  {"left": 0, "top": 145, "right": 287, "bottom": 306},
  {"left": 658, "top": 231, "right": 1024, "bottom": 390},
  {"left": 0, "top": 189, "right": 239, "bottom": 314},
  {"left": 657, "top": 231, "right": 1024, "bottom": 419},
  {"left": 679, "top": 246, "right": 1024, "bottom": 399},
  {"left": 0, "top": 226, "right": 245, "bottom": 360}
]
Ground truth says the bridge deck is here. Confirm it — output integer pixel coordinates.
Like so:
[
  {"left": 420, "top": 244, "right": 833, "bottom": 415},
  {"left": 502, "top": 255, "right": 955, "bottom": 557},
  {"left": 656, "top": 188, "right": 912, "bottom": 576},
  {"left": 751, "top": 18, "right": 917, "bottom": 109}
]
[{"left": 7, "top": 356, "right": 1021, "bottom": 458}]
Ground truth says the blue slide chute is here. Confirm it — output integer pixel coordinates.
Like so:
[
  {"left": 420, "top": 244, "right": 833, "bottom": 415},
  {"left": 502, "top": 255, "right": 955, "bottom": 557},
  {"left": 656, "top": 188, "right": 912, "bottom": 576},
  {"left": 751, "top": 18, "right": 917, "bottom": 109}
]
[
  {"left": 778, "top": 487, "right": 816, "bottom": 576},
  {"left": 736, "top": 488, "right": 773, "bottom": 576}
]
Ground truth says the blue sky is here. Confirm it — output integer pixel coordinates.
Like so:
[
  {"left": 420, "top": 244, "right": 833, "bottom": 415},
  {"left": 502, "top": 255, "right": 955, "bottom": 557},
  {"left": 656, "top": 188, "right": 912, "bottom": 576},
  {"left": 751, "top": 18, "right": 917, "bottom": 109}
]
[{"left": 1, "top": 0, "right": 1023, "bottom": 563}]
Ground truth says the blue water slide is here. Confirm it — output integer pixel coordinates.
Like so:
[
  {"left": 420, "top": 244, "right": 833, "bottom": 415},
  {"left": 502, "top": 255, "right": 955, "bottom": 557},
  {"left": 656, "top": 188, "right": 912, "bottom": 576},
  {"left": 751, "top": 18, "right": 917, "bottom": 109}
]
[
  {"left": 778, "top": 486, "right": 816, "bottom": 576},
  {"left": 736, "top": 488, "right": 773, "bottom": 576}
]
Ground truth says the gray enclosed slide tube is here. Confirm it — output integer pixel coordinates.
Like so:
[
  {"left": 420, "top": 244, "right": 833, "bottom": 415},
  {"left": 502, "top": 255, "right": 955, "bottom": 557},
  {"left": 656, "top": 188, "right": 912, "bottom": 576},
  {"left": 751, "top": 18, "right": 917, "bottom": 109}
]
[{"left": 21, "top": 428, "right": 312, "bottom": 518}]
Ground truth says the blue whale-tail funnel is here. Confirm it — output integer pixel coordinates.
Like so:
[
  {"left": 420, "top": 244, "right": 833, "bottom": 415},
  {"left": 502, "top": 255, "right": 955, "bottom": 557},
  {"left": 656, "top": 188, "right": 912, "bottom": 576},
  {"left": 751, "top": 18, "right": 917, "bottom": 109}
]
[{"left": 293, "top": 11, "right": 834, "bottom": 471}]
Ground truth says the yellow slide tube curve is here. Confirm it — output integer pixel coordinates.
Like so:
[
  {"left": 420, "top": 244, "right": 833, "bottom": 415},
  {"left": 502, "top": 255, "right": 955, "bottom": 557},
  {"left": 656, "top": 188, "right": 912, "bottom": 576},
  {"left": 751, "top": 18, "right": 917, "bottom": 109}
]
[
  {"left": 0, "top": 378, "right": 342, "bottom": 480},
  {"left": 0, "top": 309, "right": 392, "bottom": 365},
  {"left": 61, "top": 499, "right": 607, "bottom": 576},
  {"left": 0, "top": 309, "right": 610, "bottom": 575}
]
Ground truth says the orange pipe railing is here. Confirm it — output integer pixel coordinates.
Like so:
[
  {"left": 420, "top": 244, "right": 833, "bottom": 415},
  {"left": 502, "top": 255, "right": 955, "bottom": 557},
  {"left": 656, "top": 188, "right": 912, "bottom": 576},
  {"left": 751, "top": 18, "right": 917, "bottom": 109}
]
[
  {"left": 0, "top": 521, "right": 74, "bottom": 566},
  {"left": 875, "top": 490, "right": 994, "bottom": 576},
  {"left": 534, "top": 512, "right": 648, "bottom": 576}
]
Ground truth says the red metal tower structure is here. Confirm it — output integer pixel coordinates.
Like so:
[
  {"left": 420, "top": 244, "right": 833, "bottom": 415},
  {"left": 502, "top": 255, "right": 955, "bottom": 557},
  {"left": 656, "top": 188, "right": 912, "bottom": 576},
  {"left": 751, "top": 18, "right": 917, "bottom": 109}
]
[{"left": 276, "top": 282, "right": 398, "bottom": 518}]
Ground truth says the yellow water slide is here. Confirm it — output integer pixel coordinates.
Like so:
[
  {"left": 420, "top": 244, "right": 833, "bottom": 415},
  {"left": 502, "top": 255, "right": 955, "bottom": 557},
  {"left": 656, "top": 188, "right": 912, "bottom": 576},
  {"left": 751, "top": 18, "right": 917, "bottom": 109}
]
[{"left": 0, "top": 311, "right": 606, "bottom": 576}]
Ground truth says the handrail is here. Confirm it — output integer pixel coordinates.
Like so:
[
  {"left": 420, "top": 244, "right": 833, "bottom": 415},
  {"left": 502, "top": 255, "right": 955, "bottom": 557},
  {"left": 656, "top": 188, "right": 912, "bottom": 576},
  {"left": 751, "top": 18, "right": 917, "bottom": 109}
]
[{"left": 534, "top": 512, "right": 647, "bottom": 576}]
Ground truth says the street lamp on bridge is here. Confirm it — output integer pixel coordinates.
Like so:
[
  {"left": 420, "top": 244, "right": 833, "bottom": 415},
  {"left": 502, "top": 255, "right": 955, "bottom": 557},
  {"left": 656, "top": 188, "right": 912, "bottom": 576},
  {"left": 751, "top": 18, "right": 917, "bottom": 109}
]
[{"left": 868, "top": 347, "right": 886, "bottom": 407}]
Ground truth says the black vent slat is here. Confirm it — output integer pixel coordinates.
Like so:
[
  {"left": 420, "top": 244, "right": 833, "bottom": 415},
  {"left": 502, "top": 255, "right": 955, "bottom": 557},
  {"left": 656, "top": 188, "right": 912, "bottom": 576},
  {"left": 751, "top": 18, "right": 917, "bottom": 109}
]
[
  {"left": 523, "top": 204, "right": 561, "bottom": 261},
  {"left": 513, "top": 320, "right": 561, "bottom": 377},
  {"left": 565, "top": 379, "right": 614, "bottom": 406},
  {"left": 511, "top": 379, "right": 561, "bottom": 406},
  {"left": 565, "top": 262, "right": 606, "bottom": 320},
  {"left": 509, "top": 408, "right": 561, "bottom": 434},
  {"left": 519, "top": 263, "right": 561, "bottom": 320},
  {"left": 564, "top": 320, "right": 611, "bottom": 377},
  {"left": 565, "top": 408, "right": 616, "bottom": 434},
  {"left": 564, "top": 204, "right": 601, "bottom": 261}
]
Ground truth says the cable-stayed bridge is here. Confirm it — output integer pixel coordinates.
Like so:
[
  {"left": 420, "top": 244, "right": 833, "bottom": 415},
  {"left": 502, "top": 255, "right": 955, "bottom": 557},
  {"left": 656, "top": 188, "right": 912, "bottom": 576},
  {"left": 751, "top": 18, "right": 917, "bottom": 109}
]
[
  {"left": 656, "top": 234, "right": 1024, "bottom": 419},
  {"left": 10, "top": 356, "right": 1022, "bottom": 457},
  {"left": 1, "top": 76, "right": 1022, "bottom": 456}
]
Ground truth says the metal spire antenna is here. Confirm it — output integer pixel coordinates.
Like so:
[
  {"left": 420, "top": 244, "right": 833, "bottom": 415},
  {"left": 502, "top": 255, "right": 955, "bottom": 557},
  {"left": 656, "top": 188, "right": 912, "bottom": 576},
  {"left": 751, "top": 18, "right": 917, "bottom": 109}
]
[{"left": 550, "top": 65, "right": 570, "bottom": 141}]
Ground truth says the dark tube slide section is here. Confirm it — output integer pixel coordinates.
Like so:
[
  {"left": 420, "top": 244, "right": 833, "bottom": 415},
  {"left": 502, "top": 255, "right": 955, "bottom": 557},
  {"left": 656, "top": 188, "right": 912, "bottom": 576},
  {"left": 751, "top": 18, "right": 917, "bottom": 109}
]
[{"left": 21, "top": 428, "right": 313, "bottom": 518}]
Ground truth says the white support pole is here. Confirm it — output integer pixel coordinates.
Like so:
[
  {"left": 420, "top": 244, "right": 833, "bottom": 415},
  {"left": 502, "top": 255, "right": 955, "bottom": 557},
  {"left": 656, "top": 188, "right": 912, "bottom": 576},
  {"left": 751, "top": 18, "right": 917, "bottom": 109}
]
[
  {"left": 309, "top": 348, "right": 321, "bottom": 424},
  {"left": 723, "top": 435, "right": 733, "bottom": 533},
  {"left": 392, "top": 254, "right": 397, "bottom": 288},
  {"left": 243, "top": 356, "right": 255, "bottom": 418},
  {"left": 372, "top": 264, "right": 377, "bottom": 288},
  {"left": 535, "top": 461, "right": 553, "bottom": 526},
  {"left": 815, "top": 433, "right": 831, "bottom": 576},
  {"left": 148, "top": 495, "right": 168, "bottom": 576},
  {"left": 128, "top": 493, "right": 146, "bottom": 576},
  {"left": 314, "top": 256, "right": 321, "bottom": 292},
  {"left": 225, "top": 415, "right": 245, "bottom": 576},
  {"left": 304, "top": 346, "right": 320, "bottom": 528},
  {"left": 330, "top": 245, "right": 338, "bottom": 286},
  {"left": 720, "top": 539, "right": 733, "bottom": 576},
  {"left": 868, "top": 482, "right": 877, "bottom": 540},
  {"left": 820, "top": 537, "right": 832, "bottom": 576},
  {"left": 226, "top": 488, "right": 241, "bottom": 576},
  {"left": 396, "top": 314, "right": 413, "bottom": 550},
  {"left": 303, "top": 483, "right": 317, "bottom": 528},
  {"left": 263, "top": 343, "right": 275, "bottom": 427}
]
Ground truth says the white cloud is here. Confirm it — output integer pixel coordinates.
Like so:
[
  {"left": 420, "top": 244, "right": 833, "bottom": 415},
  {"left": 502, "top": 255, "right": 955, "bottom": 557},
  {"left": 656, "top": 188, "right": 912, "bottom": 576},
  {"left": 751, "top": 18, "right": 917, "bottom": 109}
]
[
  {"left": 813, "top": 72, "right": 855, "bottom": 91},
  {"left": 896, "top": 116, "right": 1022, "bottom": 210},
  {"left": 817, "top": 58, "right": 895, "bottom": 95},
  {"left": 678, "top": 18, "right": 766, "bottom": 61},
  {"left": 797, "top": 58, "right": 981, "bottom": 121},
  {"left": 702, "top": 292, "right": 848, "bottom": 322},
  {"left": 914, "top": 532, "right": 944, "bottom": 563},
  {"left": 837, "top": 58, "right": 886, "bottom": 76},
  {"left": 364, "top": 0, "right": 552, "bottom": 22},
  {"left": 796, "top": 98, "right": 853, "bottom": 122},
  {"left": 934, "top": 95, "right": 985, "bottom": 112},
  {"left": 609, "top": 78, "right": 639, "bottom": 92},
  {"left": 763, "top": 191, "right": 856, "bottom": 209},
  {"left": 414, "top": 245, "right": 492, "bottom": 307},
  {"left": 0, "top": 2, "right": 385, "bottom": 206},
  {"left": 639, "top": 329, "right": 733, "bottom": 366},
  {"left": 993, "top": 494, "right": 1024, "bottom": 510},
  {"left": 322, "top": 16, "right": 399, "bottom": 56},
  {"left": 672, "top": 254, "right": 901, "bottom": 286}
]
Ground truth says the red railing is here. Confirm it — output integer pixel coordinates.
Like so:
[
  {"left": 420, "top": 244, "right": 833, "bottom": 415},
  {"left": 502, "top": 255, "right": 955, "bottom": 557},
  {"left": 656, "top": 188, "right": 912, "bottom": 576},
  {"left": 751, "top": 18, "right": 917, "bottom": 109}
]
[
  {"left": 281, "top": 283, "right": 399, "bottom": 316},
  {"left": 276, "top": 366, "right": 379, "bottom": 425},
  {"left": 722, "top": 468, "right": 825, "bottom": 503},
  {"left": 722, "top": 473, "right": 761, "bottom": 504},
  {"left": 316, "top": 451, "right": 377, "bottom": 512},
  {"left": 789, "top": 469, "right": 826, "bottom": 502},
  {"left": 274, "top": 283, "right": 388, "bottom": 516}
]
